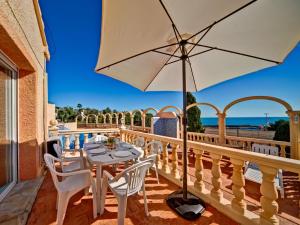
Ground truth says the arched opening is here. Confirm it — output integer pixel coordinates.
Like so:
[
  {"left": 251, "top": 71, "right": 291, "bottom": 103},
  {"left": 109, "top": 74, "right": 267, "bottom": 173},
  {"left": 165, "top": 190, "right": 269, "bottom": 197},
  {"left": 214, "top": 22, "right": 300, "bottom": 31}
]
[
  {"left": 158, "top": 105, "right": 183, "bottom": 131},
  {"left": 112, "top": 113, "right": 118, "bottom": 124},
  {"left": 105, "top": 114, "right": 111, "bottom": 124},
  {"left": 98, "top": 114, "right": 105, "bottom": 124},
  {"left": 124, "top": 112, "right": 131, "bottom": 125},
  {"left": 132, "top": 110, "right": 143, "bottom": 126},
  {"left": 223, "top": 97, "right": 291, "bottom": 142},
  {"left": 143, "top": 108, "right": 158, "bottom": 127},
  {"left": 75, "top": 115, "right": 86, "bottom": 124},
  {"left": 87, "top": 114, "right": 97, "bottom": 123},
  {"left": 118, "top": 113, "right": 124, "bottom": 124},
  {"left": 186, "top": 103, "right": 220, "bottom": 134}
]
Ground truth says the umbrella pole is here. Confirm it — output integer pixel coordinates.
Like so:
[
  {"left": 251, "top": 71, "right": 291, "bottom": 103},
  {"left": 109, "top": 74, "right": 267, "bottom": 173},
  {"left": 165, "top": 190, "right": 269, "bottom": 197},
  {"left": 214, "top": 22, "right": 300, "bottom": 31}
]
[
  {"left": 166, "top": 41, "right": 205, "bottom": 220},
  {"left": 181, "top": 45, "right": 188, "bottom": 200}
]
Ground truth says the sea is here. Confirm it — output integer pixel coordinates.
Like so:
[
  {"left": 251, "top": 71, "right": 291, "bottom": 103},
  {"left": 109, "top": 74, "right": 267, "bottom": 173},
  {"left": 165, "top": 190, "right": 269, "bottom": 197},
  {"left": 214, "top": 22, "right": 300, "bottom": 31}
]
[{"left": 201, "top": 117, "right": 289, "bottom": 127}]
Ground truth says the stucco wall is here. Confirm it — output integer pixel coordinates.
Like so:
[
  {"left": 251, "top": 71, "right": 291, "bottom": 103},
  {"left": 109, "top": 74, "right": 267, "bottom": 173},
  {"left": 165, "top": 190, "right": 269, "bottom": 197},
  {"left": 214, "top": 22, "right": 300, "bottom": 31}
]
[
  {"left": 47, "top": 103, "right": 56, "bottom": 126},
  {"left": 0, "top": 0, "right": 49, "bottom": 180}
]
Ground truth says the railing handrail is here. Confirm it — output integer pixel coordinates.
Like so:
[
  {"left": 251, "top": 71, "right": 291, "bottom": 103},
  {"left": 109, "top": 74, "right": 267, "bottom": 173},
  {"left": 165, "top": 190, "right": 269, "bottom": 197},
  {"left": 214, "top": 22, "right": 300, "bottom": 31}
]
[
  {"left": 187, "top": 131, "right": 219, "bottom": 138},
  {"left": 58, "top": 128, "right": 120, "bottom": 135},
  {"left": 121, "top": 129, "right": 300, "bottom": 174},
  {"left": 225, "top": 135, "right": 291, "bottom": 146}
]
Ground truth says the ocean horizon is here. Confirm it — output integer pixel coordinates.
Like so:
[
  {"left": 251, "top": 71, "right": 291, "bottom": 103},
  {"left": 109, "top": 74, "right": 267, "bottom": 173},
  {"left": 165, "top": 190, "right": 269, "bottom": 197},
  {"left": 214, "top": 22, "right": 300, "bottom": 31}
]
[{"left": 201, "top": 116, "right": 288, "bottom": 127}]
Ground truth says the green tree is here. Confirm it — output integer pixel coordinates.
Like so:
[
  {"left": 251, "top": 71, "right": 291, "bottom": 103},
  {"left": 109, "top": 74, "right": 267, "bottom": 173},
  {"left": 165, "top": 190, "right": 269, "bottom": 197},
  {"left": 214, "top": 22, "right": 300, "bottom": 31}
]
[
  {"left": 102, "top": 107, "right": 112, "bottom": 114},
  {"left": 77, "top": 103, "right": 82, "bottom": 110},
  {"left": 56, "top": 106, "right": 77, "bottom": 123},
  {"left": 186, "top": 92, "right": 204, "bottom": 133},
  {"left": 271, "top": 120, "right": 290, "bottom": 142}
]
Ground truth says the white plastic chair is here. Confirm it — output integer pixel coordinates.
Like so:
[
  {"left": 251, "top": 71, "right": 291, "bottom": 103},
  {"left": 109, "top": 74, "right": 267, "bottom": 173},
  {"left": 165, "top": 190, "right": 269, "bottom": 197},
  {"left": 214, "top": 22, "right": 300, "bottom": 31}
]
[
  {"left": 144, "top": 141, "right": 162, "bottom": 184},
  {"left": 44, "top": 153, "right": 97, "bottom": 225},
  {"left": 53, "top": 143, "right": 83, "bottom": 172},
  {"left": 244, "top": 144, "right": 284, "bottom": 198},
  {"left": 88, "top": 134, "right": 108, "bottom": 143},
  {"left": 100, "top": 159, "right": 153, "bottom": 225},
  {"left": 134, "top": 136, "right": 145, "bottom": 148}
]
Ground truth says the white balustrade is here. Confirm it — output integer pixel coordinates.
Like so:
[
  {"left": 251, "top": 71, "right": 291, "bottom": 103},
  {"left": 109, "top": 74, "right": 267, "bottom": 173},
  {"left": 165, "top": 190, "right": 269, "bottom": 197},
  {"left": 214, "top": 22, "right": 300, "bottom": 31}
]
[{"left": 120, "top": 129, "right": 300, "bottom": 225}]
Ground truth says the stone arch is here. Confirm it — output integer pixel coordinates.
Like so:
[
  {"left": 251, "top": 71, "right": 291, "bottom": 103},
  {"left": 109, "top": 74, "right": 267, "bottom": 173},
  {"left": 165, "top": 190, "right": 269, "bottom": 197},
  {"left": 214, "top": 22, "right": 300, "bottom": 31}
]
[
  {"left": 98, "top": 113, "right": 105, "bottom": 123},
  {"left": 143, "top": 107, "right": 158, "bottom": 128},
  {"left": 131, "top": 109, "right": 142, "bottom": 116},
  {"left": 132, "top": 109, "right": 143, "bottom": 126},
  {"left": 86, "top": 114, "right": 98, "bottom": 124},
  {"left": 104, "top": 113, "right": 112, "bottom": 124},
  {"left": 117, "top": 112, "right": 124, "bottom": 124},
  {"left": 143, "top": 107, "right": 158, "bottom": 115},
  {"left": 123, "top": 111, "right": 131, "bottom": 126},
  {"left": 158, "top": 105, "right": 182, "bottom": 115},
  {"left": 223, "top": 96, "right": 293, "bottom": 114},
  {"left": 112, "top": 113, "right": 118, "bottom": 124},
  {"left": 186, "top": 102, "right": 221, "bottom": 114},
  {"left": 75, "top": 115, "right": 86, "bottom": 123}
]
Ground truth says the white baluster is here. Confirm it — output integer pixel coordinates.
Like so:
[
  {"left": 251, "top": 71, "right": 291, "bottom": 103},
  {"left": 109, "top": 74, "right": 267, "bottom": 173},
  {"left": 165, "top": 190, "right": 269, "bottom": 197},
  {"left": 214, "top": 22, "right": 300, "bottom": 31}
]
[
  {"left": 259, "top": 165, "right": 279, "bottom": 225},
  {"left": 210, "top": 153, "right": 223, "bottom": 202},
  {"left": 230, "top": 158, "right": 246, "bottom": 214}
]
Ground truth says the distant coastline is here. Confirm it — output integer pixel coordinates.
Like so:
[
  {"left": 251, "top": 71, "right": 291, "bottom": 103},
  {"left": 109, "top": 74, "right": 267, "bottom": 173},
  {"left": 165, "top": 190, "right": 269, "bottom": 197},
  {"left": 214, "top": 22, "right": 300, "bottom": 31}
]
[{"left": 201, "top": 116, "right": 288, "bottom": 127}]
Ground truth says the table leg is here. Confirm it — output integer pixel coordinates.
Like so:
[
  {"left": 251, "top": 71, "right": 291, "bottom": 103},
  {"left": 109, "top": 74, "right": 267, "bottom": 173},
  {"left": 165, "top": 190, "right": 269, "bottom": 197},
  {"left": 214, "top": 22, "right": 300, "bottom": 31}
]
[{"left": 96, "top": 165, "right": 102, "bottom": 214}]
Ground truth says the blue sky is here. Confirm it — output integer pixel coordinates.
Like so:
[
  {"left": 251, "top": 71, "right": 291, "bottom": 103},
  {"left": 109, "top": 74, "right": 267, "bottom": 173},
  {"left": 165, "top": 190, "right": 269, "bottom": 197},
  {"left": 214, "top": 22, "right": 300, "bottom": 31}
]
[{"left": 40, "top": 0, "right": 300, "bottom": 117}]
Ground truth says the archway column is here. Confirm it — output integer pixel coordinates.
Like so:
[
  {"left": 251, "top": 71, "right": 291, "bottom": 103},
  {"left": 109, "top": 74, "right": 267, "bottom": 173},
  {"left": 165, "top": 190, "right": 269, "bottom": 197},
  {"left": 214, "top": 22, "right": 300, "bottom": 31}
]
[
  {"left": 287, "top": 110, "right": 300, "bottom": 159},
  {"left": 142, "top": 114, "right": 146, "bottom": 129},
  {"left": 130, "top": 114, "right": 134, "bottom": 129},
  {"left": 109, "top": 114, "right": 112, "bottom": 124},
  {"left": 179, "top": 114, "right": 183, "bottom": 139},
  {"left": 115, "top": 115, "right": 119, "bottom": 126},
  {"left": 217, "top": 112, "right": 226, "bottom": 145}
]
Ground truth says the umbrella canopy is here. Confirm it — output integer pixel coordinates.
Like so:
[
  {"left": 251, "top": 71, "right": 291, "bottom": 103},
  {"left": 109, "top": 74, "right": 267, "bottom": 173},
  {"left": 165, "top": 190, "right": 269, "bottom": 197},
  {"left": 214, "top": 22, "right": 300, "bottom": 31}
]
[
  {"left": 96, "top": 0, "right": 300, "bottom": 92},
  {"left": 95, "top": 0, "right": 300, "bottom": 219}
]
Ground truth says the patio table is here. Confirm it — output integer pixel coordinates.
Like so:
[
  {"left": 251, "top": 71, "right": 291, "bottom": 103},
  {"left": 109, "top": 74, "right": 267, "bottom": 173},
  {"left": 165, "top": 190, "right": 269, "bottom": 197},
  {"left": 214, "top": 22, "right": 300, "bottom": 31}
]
[{"left": 84, "top": 142, "right": 142, "bottom": 214}]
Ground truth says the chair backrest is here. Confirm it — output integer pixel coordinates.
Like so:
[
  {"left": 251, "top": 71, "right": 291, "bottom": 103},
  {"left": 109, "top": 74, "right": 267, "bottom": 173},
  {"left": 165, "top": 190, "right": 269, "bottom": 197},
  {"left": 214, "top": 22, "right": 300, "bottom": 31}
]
[
  {"left": 89, "top": 134, "right": 108, "bottom": 143},
  {"left": 145, "top": 154, "right": 157, "bottom": 167},
  {"left": 134, "top": 137, "right": 145, "bottom": 148},
  {"left": 115, "top": 159, "right": 153, "bottom": 196},
  {"left": 44, "top": 153, "right": 62, "bottom": 191},
  {"left": 269, "top": 146, "right": 279, "bottom": 156},
  {"left": 53, "top": 143, "right": 62, "bottom": 158},
  {"left": 251, "top": 144, "right": 278, "bottom": 156},
  {"left": 146, "top": 141, "right": 162, "bottom": 155}
]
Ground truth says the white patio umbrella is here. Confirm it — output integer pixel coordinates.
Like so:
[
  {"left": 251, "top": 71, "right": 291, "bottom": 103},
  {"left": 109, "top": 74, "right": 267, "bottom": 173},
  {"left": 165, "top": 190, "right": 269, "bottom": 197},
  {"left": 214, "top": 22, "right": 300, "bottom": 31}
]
[{"left": 95, "top": 0, "right": 300, "bottom": 219}]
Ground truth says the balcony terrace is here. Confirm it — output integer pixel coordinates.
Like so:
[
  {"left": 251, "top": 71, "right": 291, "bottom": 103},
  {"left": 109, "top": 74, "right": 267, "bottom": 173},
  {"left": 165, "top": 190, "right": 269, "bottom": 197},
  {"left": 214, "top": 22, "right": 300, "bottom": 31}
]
[{"left": 44, "top": 123, "right": 300, "bottom": 225}]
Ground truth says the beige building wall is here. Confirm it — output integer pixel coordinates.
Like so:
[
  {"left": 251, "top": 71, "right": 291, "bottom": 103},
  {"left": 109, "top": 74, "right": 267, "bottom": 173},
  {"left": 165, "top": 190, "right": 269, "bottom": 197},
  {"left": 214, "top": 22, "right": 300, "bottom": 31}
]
[
  {"left": 0, "top": 0, "right": 50, "bottom": 180},
  {"left": 47, "top": 103, "right": 56, "bottom": 126}
]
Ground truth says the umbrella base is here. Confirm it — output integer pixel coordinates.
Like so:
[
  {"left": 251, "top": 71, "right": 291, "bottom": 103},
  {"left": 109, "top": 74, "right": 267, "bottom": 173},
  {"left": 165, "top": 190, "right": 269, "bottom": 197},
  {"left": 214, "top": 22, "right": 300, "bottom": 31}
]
[{"left": 166, "top": 189, "right": 205, "bottom": 220}]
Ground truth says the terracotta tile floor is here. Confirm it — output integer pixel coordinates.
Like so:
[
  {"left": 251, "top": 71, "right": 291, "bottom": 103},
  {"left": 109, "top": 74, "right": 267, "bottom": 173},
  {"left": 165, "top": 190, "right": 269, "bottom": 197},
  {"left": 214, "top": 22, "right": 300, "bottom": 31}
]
[
  {"left": 27, "top": 153, "right": 300, "bottom": 225},
  {"left": 27, "top": 168, "right": 238, "bottom": 225}
]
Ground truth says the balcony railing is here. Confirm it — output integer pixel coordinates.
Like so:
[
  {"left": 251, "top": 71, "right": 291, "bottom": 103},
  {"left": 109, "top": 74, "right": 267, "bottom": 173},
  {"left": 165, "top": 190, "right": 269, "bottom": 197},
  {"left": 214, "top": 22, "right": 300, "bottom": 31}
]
[
  {"left": 186, "top": 131, "right": 291, "bottom": 158},
  {"left": 119, "top": 129, "right": 300, "bottom": 225},
  {"left": 63, "top": 124, "right": 291, "bottom": 158},
  {"left": 58, "top": 128, "right": 120, "bottom": 149},
  {"left": 53, "top": 127, "right": 299, "bottom": 224}
]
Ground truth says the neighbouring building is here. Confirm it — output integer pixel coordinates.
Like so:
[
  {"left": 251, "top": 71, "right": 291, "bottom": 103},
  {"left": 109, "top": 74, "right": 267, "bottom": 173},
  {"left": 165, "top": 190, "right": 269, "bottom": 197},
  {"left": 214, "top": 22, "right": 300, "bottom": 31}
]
[{"left": 0, "top": 0, "right": 49, "bottom": 201}]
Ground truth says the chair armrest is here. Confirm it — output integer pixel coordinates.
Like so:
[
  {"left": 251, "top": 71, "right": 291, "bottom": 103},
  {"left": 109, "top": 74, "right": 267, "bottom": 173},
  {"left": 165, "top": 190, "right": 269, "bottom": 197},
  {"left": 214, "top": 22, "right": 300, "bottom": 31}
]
[
  {"left": 56, "top": 169, "right": 91, "bottom": 177},
  {"left": 63, "top": 157, "right": 82, "bottom": 162},
  {"left": 103, "top": 170, "right": 114, "bottom": 181}
]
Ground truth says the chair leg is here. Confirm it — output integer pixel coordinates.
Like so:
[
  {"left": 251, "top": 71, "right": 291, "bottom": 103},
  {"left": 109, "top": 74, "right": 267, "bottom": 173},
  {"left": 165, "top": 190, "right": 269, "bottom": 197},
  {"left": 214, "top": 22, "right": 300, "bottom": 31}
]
[
  {"left": 56, "top": 193, "right": 59, "bottom": 210},
  {"left": 84, "top": 187, "right": 90, "bottom": 196},
  {"left": 117, "top": 196, "right": 127, "bottom": 225},
  {"left": 91, "top": 183, "right": 97, "bottom": 218},
  {"left": 57, "top": 193, "right": 69, "bottom": 225},
  {"left": 154, "top": 165, "right": 159, "bottom": 184},
  {"left": 100, "top": 178, "right": 109, "bottom": 215},
  {"left": 142, "top": 184, "right": 149, "bottom": 216}
]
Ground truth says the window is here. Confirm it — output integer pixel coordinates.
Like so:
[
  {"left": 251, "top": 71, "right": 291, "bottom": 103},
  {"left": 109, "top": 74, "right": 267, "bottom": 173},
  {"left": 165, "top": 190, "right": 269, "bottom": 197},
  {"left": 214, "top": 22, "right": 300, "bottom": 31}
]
[{"left": 0, "top": 52, "right": 18, "bottom": 201}]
